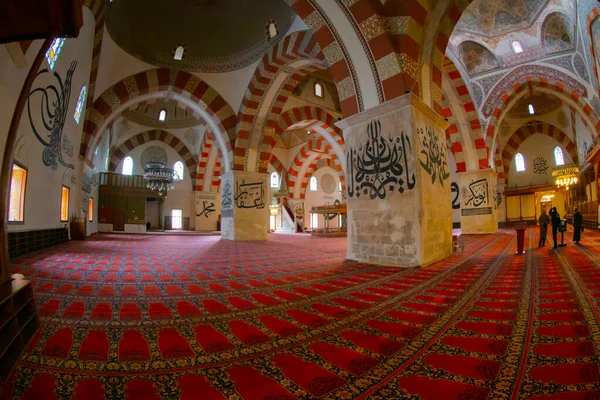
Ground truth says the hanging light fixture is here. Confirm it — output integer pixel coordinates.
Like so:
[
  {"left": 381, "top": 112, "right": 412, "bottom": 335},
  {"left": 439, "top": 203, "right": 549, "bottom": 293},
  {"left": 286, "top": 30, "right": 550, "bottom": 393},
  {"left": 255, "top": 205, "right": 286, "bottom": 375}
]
[
  {"left": 552, "top": 164, "right": 579, "bottom": 190},
  {"left": 143, "top": 161, "right": 176, "bottom": 195}
]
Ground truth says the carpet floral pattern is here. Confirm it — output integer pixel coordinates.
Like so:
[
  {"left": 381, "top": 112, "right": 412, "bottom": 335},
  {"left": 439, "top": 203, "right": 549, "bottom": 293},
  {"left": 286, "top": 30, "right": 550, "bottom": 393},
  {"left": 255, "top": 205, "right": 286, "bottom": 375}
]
[{"left": 2, "top": 230, "right": 600, "bottom": 399}]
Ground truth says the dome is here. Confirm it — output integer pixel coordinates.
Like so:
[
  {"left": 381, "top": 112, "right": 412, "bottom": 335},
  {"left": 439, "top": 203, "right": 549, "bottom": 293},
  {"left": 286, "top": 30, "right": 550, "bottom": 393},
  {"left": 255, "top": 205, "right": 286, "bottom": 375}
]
[{"left": 106, "top": 0, "right": 296, "bottom": 72}]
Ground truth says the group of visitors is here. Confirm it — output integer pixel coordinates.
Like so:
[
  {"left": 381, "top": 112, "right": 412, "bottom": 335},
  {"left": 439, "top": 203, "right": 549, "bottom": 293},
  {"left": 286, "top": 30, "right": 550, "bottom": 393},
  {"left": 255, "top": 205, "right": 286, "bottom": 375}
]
[{"left": 538, "top": 207, "right": 583, "bottom": 249}]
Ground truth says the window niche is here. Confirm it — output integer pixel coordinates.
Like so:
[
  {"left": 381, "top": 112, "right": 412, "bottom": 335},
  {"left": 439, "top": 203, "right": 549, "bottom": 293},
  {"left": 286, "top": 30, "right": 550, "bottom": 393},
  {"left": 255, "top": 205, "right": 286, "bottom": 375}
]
[{"left": 8, "top": 163, "right": 27, "bottom": 223}]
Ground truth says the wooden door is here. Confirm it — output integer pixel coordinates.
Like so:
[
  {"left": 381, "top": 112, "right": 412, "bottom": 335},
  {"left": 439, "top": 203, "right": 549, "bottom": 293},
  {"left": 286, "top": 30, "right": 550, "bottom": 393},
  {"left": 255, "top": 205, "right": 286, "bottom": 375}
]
[{"left": 113, "top": 211, "right": 125, "bottom": 231}]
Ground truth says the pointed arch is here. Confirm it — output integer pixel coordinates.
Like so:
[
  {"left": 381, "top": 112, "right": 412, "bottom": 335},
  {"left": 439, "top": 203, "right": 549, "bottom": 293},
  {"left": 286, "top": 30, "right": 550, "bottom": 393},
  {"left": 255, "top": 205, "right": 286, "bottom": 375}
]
[
  {"left": 500, "top": 122, "right": 579, "bottom": 184},
  {"left": 108, "top": 130, "right": 198, "bottom": 190},
  {"left": 234, "top": 30, "right": 328, "bottom": 172},
  {"left": 483, "top": 66, "right": 597, "bottom": 167},
  {"left": 82, "top": 69, "right": 235, "bottom": 173}
]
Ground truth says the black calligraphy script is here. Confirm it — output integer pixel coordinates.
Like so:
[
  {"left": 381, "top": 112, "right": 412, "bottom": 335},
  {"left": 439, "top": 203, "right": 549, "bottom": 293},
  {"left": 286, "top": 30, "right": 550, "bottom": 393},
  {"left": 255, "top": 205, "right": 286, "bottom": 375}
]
[
  {"left": 418, "top": 127, "right": 450, "bottom": 187},
  {"left": 495, "top": 190, "right": 502, "bottom": 209},
  {"left": 235, "top": 180, "right": 265, "bottom": 209},
  {"left": 27, "top": 61, "right": 77, "bottom": 171},
  {"left": 464, "top": 179, "right": 489, "bottom": 207},
  {"left": 451, "top": 182, "right": 460, "bottom": 209},
  {"left": 347, "top": 119, "right": 416, "bottom": 200},
  {"left": 196, "top": 201, "right": 216, "bottom": 218},
  {"left": 222, "top": 180, "right": 233, "bottom": 209},
  {"left": 533, "top": 157, "right": 548, "bottom": 174}
]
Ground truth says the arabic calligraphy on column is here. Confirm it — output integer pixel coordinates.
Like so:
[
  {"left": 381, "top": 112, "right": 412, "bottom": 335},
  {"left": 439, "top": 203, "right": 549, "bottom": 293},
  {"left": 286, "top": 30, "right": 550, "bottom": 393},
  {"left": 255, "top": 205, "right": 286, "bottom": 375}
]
[
  {"left": 346, "top": 119, "right": 416, "bottom": 200},
  {"left": 495, "top": 190, "right": 502, "bottom": 209},
  {"left": 235, "top": 180, "right": 265, "bottom": 209},
  {"left": 418, "top": 126, "right": 450, "bottom": 186},
  {"left": 27, "top": 61, "right": 78, "bottom": 171},
  {"left": 222, "top": 180, "right": 233, "bottom": 210},
  {"left": 463, "top": 179, "right": 489, "bottom": 207},
  {"left": 451, "top": 182, "right": 460, "bottom": 209},
  {"left": 196, "top": 201, "right": 216, "bottom": 218}
]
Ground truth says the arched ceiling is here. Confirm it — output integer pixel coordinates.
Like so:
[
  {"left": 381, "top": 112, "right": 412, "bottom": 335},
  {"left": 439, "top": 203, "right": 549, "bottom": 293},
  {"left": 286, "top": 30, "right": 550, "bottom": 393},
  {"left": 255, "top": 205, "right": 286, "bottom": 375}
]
[
  {"left": 122, "top": 99, "right": 203, "bottom": 129},
  {"left": 105, "top": 0, "right": 296, "bottom": 72},
  {"left": 507, "top": 93, "right": 562, "bottom": 118},
  {"left": 455, "top": 0, "right": 550, "bottom": 37}
]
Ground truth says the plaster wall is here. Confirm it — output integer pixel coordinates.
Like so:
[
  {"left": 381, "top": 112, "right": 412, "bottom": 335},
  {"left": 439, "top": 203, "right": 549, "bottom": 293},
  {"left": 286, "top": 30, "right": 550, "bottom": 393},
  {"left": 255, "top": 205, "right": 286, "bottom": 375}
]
[
  {"left": 303, "top": 166, "right": 343, "bottom": 230},
  {"left": 115, "top": 141, "right": 195, "bottom": 229},
  {"left": 2, "top": 9, "right": 95, "bottom": 233}
]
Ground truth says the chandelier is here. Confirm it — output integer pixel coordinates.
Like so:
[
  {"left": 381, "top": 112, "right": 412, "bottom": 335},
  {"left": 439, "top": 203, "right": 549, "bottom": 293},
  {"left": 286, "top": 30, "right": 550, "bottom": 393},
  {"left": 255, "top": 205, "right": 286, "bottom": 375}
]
[
  {"left": 552, "top": 164, "right": 579, "bottom": 189},
  {"left": 143, "top": 162, "right": 176, "bottom": 195}
]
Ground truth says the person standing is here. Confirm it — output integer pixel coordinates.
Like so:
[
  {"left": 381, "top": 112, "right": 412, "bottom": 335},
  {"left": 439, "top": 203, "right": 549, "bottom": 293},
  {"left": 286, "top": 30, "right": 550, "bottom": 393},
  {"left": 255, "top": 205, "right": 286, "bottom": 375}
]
[
  {"left": 549, "top": 207, "right": 561, "bottom": 249},
  {"left": 538, "top": 209, "right": 550, "bottom": 247},
  {"left": 573, "top": 208, "right": 583, "bottom": 244}
]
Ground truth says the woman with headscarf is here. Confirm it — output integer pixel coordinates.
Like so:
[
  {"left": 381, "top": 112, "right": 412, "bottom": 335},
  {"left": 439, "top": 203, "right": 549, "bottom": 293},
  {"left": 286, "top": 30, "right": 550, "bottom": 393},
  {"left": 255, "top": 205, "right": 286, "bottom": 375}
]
[
  {"left": 573, "top": 208, "right": 583, "bottom": 244},
  {"left": 538, "top": 209, "right": 550, "bottom": 247}
]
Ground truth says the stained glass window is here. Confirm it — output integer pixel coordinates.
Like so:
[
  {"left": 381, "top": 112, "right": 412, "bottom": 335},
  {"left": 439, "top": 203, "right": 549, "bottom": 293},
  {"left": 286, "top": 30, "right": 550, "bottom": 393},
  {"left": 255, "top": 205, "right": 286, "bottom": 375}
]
[
  {"left": 269, "top": 23, "right": 278, "bottom": 38},
  {"left": 74, "top": 86, "right": 87, "bottom": 124},
  {"left": 174, "top": 161, "right": 184, "bottom": 180},
  {"left": 60, "top": 186, "right": 70, "bottom": 222},
  {"left": 528, "top": 104, "right": 535, "bottom": 115},
  {"left": 309, "top": 176, "right": 317, "bottom": 191},
  {"left": 554, "top": 147, "right": 565, "bottom": 166},
  {"left": 314, "top": 83, "right": 323, "bottom": 98},
  {"left": 515, "top": 153, "right": 526, "bottom": 172},
  {"left": 159, "top": 109, "right": 167, "bottom": 121},
  {"left": 46, "top": 38, "right": 65, "bottom": 70}
]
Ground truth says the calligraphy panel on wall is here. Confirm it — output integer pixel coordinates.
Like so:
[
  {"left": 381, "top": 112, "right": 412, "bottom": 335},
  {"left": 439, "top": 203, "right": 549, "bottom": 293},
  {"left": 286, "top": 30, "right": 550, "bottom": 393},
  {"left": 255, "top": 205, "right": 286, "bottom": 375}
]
[{"left": 195, "top": 192, "right": 220, "bottom": 231}]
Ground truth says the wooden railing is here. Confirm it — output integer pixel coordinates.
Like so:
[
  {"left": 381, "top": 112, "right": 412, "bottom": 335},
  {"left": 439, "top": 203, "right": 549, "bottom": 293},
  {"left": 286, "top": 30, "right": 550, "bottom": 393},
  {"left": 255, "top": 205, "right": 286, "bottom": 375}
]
[{"left": 99, "top": 173, "right": 146, "bottom": 188}]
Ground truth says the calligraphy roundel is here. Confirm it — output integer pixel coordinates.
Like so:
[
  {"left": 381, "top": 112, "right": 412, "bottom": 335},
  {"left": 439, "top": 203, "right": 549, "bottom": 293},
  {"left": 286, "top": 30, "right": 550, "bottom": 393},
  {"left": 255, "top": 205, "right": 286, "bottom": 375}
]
[
  {"left": 141, "top": 146, "right": 168, "bottom": 167},
  {"left": 321, "top": 174, "right": 336, "bottom": 194}
]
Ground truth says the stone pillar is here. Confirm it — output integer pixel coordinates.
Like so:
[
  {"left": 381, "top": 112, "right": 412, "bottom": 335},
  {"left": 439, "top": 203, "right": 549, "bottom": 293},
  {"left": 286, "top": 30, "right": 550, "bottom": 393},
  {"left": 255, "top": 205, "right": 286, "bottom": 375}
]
[
  {"left": 458, "top": 169, "right": 499, "bottom": 234},
  {"left": 194, "top": 191, "right": 220, "bottom": 231},
  {"left": 220, "top": 171, "right": 269, "bottom": 240},
  {"left": 337, "top": 94, "right": 452, "bottom": 268}
]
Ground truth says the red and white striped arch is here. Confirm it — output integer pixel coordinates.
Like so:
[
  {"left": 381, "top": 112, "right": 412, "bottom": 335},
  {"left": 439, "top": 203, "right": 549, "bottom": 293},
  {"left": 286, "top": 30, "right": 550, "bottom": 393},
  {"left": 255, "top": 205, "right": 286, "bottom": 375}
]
[{"left": 109, "top": 130, "right": 198, "bottom": 191}]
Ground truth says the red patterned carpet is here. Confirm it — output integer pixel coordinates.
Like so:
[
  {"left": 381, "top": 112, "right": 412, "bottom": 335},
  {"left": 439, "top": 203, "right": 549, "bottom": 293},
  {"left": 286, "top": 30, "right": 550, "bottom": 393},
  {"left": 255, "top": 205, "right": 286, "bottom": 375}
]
[{"left": 2, "top": 229, "right": 600, "bottom": 399}]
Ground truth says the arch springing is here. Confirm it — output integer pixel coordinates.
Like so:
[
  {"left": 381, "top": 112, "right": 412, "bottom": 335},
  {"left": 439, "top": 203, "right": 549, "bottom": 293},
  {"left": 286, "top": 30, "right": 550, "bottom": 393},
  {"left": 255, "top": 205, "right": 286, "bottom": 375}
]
[{"left": 515, "top": 153, "right": 526, "bottom": 172}]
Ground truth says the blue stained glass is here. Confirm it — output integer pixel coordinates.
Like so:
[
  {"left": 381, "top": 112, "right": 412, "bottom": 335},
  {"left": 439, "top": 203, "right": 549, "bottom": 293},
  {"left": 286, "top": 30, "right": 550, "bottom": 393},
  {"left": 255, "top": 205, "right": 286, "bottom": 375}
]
[
  {"left": 46, "top": 38, "right": 65, "bottom": 70},
  {"left": 74, "top": 86, "right": 87, "bottom": 124}
]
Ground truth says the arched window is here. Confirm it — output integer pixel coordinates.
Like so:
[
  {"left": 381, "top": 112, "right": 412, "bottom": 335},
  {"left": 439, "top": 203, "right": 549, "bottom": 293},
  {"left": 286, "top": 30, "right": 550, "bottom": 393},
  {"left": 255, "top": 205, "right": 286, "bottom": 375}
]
[
  {"left": 338, "top": 181, "right": 342, "bottom": 191},
  {"left": 268, "top": 22, "right": 278, "bottom": 39},
  {"left": 515, "top": 153, "right": 526, "bottom": 172},
  {"left": 46, "top": 38, "right": 65, "bottom": 70},
  {"left": 528, "top": 104, "right": 535, "bottom": 115},
  {"left": 512, "top": 41, "right": 524, "bottom": 54},
  {"left": 73, "top": 85, "right": 87, "bottom": 123},
  {"left": 174, "top": 46, "right": 185, "bottom": 61},
  {"left": 314, "top": 83, "right": 323, "bottom": 98},
  {"left": 174, "top": 161, "right": 184, "bottom": 180},
  {"left": 309, "top": 176, "right": 318, "bottom": 191},
  {"left": 270, "top": 171, "right": 279, "bottom": 188},
  {"left": 122, "top": 156, "right": 133, "bottom": 175},
  {"left": 554, "top": 147, "right": 565, "bottom": 166},
  {"left": 158, "top": 109, "right": 167, "bottom": 121}
]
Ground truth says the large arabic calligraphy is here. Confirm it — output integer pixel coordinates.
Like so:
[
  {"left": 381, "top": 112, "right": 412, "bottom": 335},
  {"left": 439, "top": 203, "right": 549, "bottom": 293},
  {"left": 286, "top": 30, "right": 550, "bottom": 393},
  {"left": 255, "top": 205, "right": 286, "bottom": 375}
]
[
  {"left": 418, "top": 127, "right": 450, "bottom": 186},
  {"left": 196, "top": 201, "right": 216, "bottom": 218},
  {"left": 27, "top": 61, "right": 77, "bottom": 171},
  {"left": 451, "top": 182, "right": 460, "bottom": 210},
  {"left": 347, "top": 119, "right": 416, "bottom": 200},
  {"left": 463, "top": 178, "right": 489, "bottom": 207},
  {"left": 235, "top": 180, "right": 265, "bottom": 209}
]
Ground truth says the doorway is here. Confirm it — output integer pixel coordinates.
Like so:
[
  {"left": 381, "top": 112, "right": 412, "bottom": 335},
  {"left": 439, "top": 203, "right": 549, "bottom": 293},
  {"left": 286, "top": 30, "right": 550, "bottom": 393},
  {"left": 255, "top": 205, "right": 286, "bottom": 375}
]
[
  {"left": 172, "top": 209, "right": 183, "bottom": 230},
  {"left": 113, "top": 211, "right": 124, "bottom": 231}
]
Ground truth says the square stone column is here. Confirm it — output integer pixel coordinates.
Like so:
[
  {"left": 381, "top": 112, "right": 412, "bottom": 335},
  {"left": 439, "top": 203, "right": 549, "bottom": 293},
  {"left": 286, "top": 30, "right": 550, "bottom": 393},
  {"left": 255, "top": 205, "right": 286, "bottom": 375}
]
[
  {"left": 220, "top": 171, "right": 269, "bottom": 241},
  {"left": 337, "top": 94, "right": 453, "bottom": 268},
  {"left": 458, "top": 169, "right": 499, "bottom": 234},
  {"left": 194, "top": 191, "right": 220, "bottom": 231}
]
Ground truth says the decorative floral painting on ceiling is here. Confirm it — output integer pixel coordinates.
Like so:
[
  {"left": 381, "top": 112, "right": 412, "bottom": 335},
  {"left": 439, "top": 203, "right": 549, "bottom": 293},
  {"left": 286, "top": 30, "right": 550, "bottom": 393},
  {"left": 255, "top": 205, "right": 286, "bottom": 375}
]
[
  {"left": 456, "top": 0, "right": 549, "bottom": 37},
  {"left": 591, "top": 18, "right": 600, "bottom": 83},
  {"left": 458, "top": 41, "right": 500, "bottom": 75},
  {"left": 543, "top": 13, "right": 574, "bottom": 53}
]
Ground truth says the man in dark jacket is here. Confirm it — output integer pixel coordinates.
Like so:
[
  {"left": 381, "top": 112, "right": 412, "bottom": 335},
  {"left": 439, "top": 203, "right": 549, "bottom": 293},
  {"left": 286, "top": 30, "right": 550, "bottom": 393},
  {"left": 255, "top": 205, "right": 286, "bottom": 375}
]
[
  {"left": 549, "top": 207, "right": 561, "bottom": 249},
  {"left": 573, "top": 208, "right": 583, "bottom": 244}
]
